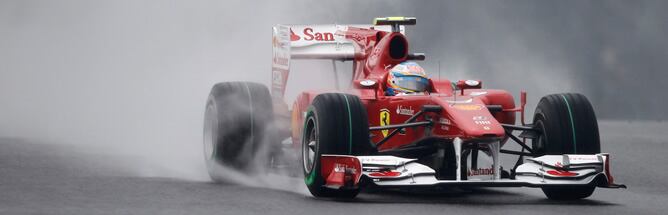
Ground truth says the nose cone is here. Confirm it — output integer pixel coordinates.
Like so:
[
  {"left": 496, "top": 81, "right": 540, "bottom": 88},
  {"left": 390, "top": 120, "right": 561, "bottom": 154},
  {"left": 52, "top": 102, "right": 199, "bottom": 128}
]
[{"left": 433, "top": 97, "right": 505, "bottom": 138}]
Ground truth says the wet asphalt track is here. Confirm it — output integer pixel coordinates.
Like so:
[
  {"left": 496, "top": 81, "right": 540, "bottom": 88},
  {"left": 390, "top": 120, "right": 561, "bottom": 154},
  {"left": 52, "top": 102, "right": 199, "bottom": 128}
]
[{"left": 1, "top": 120, "right": 667, "bottom": 215}]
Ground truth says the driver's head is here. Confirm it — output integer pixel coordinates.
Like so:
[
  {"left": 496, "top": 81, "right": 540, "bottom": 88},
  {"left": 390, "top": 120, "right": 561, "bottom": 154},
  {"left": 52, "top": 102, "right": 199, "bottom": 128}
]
[{"left": 386, "top": 61, "right": 429, "bottom": 95}]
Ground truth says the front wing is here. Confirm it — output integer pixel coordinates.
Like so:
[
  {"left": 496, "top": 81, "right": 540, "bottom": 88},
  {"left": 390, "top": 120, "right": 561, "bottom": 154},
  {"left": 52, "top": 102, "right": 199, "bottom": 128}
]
[{"left": 320, "top": 153, "right": 625, "bottom": 189}]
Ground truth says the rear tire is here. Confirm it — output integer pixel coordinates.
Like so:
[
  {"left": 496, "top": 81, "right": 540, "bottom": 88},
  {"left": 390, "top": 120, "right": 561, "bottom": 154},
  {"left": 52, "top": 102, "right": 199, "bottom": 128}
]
[
  {"left": 302, "top": 93, "right": 372, "bottom": 198},
  {"left": 532, "top": 93, "right": 600, "bottom": 200},
  {"left": 203, "top": 82, "right": 274, "bottom": 182}
]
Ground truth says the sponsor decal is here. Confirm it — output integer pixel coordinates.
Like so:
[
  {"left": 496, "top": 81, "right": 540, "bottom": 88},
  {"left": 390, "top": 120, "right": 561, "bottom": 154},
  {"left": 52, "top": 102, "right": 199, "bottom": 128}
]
[
  {"left": 468, "top": 167, "right": 495, "bottom": 176},
  {"left": 273, "top": 57, "right": 289, "bottom": 67},
  {"left": 474, "top": 120, "right": 491, "bottom": 125},
  {"left": 272, "top": 26, "right": 290, "bottom": 70},
  {"left": 439, "top": 117, "right": 451, "bottom": 130},
  {"left": 546, "top": 162, "right": 579, "bottom": 177},
  {"left": 360, "top": 157, "right": 393, "bottom": 163},
  {"left": 439, "top": 118, "right": 451, "bottom": 125},
  {"left": 334, "top": 163, "right": 356, "bottom": 173},
  {"left": 396, "top": 105, "right": 415, "bottom": 116},
  {"left": 453, "top": 104, "right": 483, "bottom": 111},
  {"left": 473, "top": 116, "right": 492, "bottom": 126},
  {"left": 472, "top": 116, "right": 488, "bottom": 120},
  {"left": 380, "top": 109, "right": 391, "bottom": 137},
  {"left": 569, "top": 156, "right": 599, "bottom": 161},
  {"left": 301, "top": 27, "right": 335, "bottom": 41}
]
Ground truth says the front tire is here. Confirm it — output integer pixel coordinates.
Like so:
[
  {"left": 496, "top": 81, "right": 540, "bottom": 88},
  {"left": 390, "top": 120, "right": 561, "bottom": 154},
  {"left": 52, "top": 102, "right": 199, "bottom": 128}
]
[
  {"left": 203, "top": 82, "right": 274, "bottom": 182},
  {"left": 302, "top": 93, "right": 372, "bottom": 198},
  {"left": 532, "top": 93, "right": 600, "bottom": 200}
]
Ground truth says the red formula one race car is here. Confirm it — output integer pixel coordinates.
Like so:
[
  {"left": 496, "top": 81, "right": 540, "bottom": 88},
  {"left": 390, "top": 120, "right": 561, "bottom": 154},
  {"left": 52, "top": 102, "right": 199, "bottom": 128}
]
[{"left": 203, "top": 17, "right": 625, "bottom": 200}]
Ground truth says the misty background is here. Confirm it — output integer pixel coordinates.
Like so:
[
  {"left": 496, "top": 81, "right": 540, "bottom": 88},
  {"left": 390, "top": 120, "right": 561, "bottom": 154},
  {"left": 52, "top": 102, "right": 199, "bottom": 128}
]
[{"left": 1, "top": 0, "right": 667, "bottom": 180}]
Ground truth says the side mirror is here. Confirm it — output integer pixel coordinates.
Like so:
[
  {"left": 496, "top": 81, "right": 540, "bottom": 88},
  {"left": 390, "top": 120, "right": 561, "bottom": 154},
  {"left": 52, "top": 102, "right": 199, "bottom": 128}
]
[
  {"left": 356, "top": 79, "right": 380, "bottom": 99},
  {"left": 357, "top": 79, "right": 378, "bottom": 88},
  {"left": 455, "top": 80, "right": 482, "bottom": 95}
]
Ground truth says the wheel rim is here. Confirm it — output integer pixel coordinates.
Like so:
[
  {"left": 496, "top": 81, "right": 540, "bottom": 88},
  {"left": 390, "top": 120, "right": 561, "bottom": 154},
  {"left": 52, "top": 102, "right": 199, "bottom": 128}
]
[
  {"left": 303, "top": 118, "right": 317, "bottom": 173},
  {"left": 203, "top": 104, "right": 218, "bottom": 162}
]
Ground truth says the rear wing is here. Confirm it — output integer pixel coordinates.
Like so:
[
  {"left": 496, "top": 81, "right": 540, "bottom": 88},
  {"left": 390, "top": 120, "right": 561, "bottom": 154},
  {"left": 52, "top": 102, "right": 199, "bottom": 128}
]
[{"left": 271, "top": 24, "right": 402, "bottom": 100}]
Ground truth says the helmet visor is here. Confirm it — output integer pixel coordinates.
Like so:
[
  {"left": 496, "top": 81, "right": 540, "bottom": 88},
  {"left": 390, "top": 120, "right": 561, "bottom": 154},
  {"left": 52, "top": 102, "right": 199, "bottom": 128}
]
[{"left": 393, "top": 76, "right": 429, "bottom": 92}]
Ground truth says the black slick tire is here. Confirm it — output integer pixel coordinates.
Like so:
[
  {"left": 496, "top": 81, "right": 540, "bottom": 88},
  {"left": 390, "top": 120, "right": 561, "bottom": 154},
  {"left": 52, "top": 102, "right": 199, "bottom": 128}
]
[
  {"left": 532, "top": 93, "right": 600, "bottom": 200},
  {"left": 301, "top": 93, "right": 372, "bottom": 199},
  {"left": 203, "top": 82, "right": 273, "bottom": 182}
]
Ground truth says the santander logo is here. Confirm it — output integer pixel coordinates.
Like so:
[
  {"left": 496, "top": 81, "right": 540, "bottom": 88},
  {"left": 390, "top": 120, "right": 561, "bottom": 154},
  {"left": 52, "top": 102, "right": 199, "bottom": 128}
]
[
  {"left": 290, "top": 27, "right": 335, "bottom": 42},
  {"left": 290, "top": 29, "right": 300, "bottom": 41}
]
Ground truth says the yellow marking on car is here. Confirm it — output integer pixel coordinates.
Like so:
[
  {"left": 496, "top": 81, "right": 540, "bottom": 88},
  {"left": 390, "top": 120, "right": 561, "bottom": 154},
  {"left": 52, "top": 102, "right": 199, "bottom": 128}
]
[{"left": 380, "top": 109, "right": 391, "bottom": 137}]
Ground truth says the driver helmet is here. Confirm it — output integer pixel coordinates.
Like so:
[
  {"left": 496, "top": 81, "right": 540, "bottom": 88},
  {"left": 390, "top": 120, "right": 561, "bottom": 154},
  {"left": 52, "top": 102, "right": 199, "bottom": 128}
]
[{"left": 386, "top": 61, "right": 429, "bottom": 95}]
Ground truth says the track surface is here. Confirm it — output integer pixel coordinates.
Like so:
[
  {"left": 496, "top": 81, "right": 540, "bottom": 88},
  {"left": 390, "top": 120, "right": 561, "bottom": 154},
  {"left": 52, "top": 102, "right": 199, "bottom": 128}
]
[{"left": 1, "top": 121, "right": 667, "bottom": 215}]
